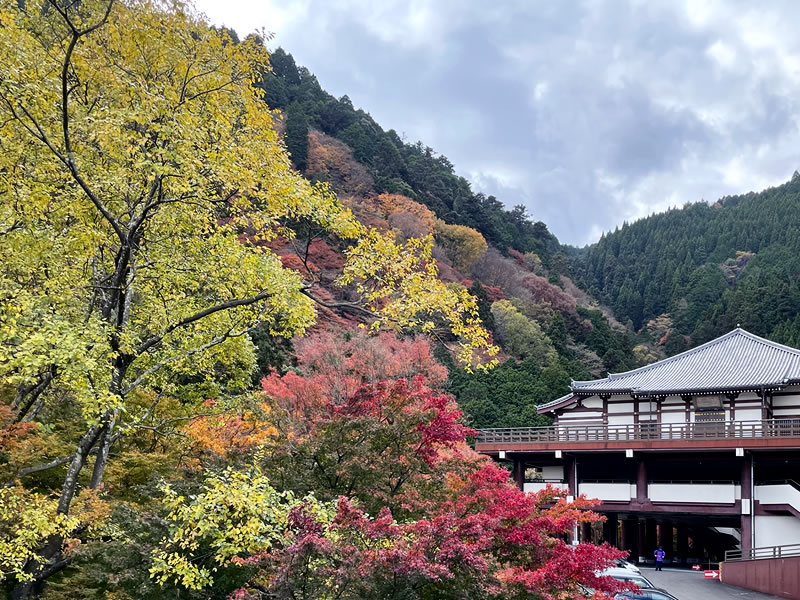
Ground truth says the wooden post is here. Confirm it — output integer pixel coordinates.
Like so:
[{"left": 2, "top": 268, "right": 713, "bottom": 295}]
[
  {"left": 603, "top": 513, "right": 619, "bottom": 547},
  {"left": 646, "top": 519, "right": 658, "bottom": 562},
  {"left": 637, "top": 519, "right": 646, "bottom": 563},
  {"left": 677, "top": 523, "right": 688, "bottom": 563},
  {"left": 513, "top": 457, "right": 525, "bottom": 491},
  {"left": 582, "top": 521, "right": 593, "bottom": 544},
  {"left": 636, "top": 457, "right": 647, "bottom": 504},
  {"left": 660, "top": 520, "right": 673, "bottom": 554},
  {"left": 741, "top": 452, "right": 753, "bottom": 551}
]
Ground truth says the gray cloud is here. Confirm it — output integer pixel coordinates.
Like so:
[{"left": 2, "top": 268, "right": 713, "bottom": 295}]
[{"left": 196, "top": 0, "right": 800, "bottom": 245}]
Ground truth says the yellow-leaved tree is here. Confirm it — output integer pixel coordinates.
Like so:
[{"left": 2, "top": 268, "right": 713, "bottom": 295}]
[{"left": 0, "top": 1, "right": 495, "bottom": 596}]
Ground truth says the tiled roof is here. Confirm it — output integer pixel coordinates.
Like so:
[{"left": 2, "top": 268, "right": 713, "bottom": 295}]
[
  {"left": 537, "top": 392, "right": 574, "bottom": 412},
  {"left": 568, "top": 328, "right": 800, "bottom": 398}
]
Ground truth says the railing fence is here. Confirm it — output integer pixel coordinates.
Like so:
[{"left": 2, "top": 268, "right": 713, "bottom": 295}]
[
  {"left": 476, "top": 419, "right": 800, "bottom": 444},
  {"left": 725, "top": 543, "right": 800, "bottom": 562}
]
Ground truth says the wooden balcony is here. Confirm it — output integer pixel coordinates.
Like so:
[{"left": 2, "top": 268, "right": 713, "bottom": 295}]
[{"left": 475, "top": 419, "right": 800, "bottom": 453}]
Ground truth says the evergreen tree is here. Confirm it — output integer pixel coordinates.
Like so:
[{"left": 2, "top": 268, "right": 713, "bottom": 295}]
[{"left": 285, "top": 104, "right": 309, "bottom": 172}]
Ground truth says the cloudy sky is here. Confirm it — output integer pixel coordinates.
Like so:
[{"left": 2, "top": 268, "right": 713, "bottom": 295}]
[{"left": 195, "top": 0, "right": 800, "bottom": 246}]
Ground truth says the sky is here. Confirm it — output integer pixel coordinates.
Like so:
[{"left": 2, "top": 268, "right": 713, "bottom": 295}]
[{"left": 194, "top": 0, "right": 800, "bottom": 246}]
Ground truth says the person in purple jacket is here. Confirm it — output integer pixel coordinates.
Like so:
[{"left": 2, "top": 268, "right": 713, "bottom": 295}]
[{"left": 654, "top": 546, "right": 666, "bottom": 571}]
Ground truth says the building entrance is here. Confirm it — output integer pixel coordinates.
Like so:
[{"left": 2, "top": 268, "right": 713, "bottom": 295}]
[{"left": 585, "top": 512, "right": 741, "bottom": 566}]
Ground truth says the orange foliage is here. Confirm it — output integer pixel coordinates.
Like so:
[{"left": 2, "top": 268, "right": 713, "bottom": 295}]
[
  {"left": 306, "top": 130, "right": 374, "bottom": 197},
  {"left": 184, "top": 410, "right": 279, "bottom": 457},
  {"left": 374, "top": 193, "right": 437, "bottom": 233}
]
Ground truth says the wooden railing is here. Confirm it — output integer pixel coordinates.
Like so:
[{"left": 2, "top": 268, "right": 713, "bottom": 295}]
[
  {"left": 725, "top": 543, "right": 800, "bottom": 562},
  {"left": 476, "top": 418, "right": 800, "bottom": 445}
]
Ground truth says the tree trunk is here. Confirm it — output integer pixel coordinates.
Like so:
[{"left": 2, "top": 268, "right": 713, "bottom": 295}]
[
  {"left": 89, "top": 411, "right": 116, "bottom": 488},
  {"left": 10, "top": 422, "right": 104, "bottom": 599},
  {"left": 10, "top": 579, "right": 35, "bottom": 600}
]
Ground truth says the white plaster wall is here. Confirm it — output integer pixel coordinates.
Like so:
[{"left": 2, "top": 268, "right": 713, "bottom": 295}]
[
  {"left": 608, "top": 402, "right": 633, "bottom": 414},
  {"left": 583, "top": 398, "right": 603, "bottom": 409},
  {"left": 579, "top": 483, "right": 632, "bottom": 502},
  {"left": 524, "top": 482, "right": 567, "bottom": 494},
  {"left": 661, "top": 411, "right": 685, "bottom": 424},
  {"left": 773, "top": 408, "right": 800, "bottom": 417},
  {"left": 608, "top": 414, "right": 634, "bottom": 425},
  {"left": 648, "top": 483, "right": 735, "bottom": 504},
  {"left": 756, "top": 484, "right": 800, "bottom": 514},
  {"left": 755, "top": 515, "right": 800, "bottom": 547},
  {"left": 736, "top": 408, "right": 762, "bottom": 421},
  {"left": 773, "top": 396, "right": 800, "bottom": 407}
]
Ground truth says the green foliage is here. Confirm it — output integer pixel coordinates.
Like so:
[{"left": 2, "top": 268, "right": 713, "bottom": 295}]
[
  {"left": 574, "top": 175, "right": 800, "bottom": 346},
  {"left": 491, "top": 300, "right": 558, "bottom": 365},
  {"left": 445, "top": 357, "right": 565, "bottom": 429},
  {"left": 262, "top": 48, "right": 562, "bottom": 263},
  {"left": 285, "top": 103, "right": 309, "bottom": 171},
  {"left": 150, "top": 466, "right": 297, "bottom": 590},
  {"left": 468, "top": 281, "right": 495, "bottom": 332},
  {"left": 574, "top": 307, "right": 638, "bottom": 372}
]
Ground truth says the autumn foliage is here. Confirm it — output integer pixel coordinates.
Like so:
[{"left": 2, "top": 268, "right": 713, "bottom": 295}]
[
  {"left": 149, "top": 331, "right": 626, "bottom": 599},
  {"left": 239, "top": 467, "right": 625, "bottom": 600}
]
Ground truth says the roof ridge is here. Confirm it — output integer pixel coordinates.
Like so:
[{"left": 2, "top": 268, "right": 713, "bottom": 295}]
[
  {"left": 734, "top": 327, "right": 800, "bottom": 356},
  {"left": 572, "top": 328, "right": 744, "bottom": 389}
]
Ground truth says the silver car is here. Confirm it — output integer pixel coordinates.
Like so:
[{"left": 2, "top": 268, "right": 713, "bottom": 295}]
[{"left": 599, "top": 567, "right": 656, "bottom": 589}]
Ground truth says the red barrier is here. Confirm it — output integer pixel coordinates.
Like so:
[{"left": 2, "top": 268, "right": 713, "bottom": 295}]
[{"left": 721, "top": 556, "right": 800, "bottom": 599}]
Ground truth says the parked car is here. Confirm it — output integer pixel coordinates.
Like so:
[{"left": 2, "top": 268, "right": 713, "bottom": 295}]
[
  {"left": 614, "top": 588, "right": 679, "bottom": 600},
  {"left": 615, "top": 558, "right": 642, "bottom": 573},
  {"left": 599, "top": 567, "right": 656, "bottom": 590}
]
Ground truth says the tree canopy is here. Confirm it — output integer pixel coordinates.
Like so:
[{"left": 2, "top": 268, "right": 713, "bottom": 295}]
[{"left": 0, "top": 1, "right": 495, "bottom": 596}]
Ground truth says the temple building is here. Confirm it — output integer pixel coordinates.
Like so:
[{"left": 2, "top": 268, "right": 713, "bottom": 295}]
[{"left": 475, "top": 327, "right": 800, "bottom": 564}]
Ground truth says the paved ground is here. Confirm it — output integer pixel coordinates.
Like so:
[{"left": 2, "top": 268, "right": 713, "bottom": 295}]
[{"left": 644, "top": 568, "right": 783, "bottom": 600}]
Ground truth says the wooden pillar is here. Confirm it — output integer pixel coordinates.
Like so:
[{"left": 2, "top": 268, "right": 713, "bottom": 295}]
[
  {"left": 637, "top": 519, "right": 646, "bottom": 563},
  {"left": 660, "top": 520, "right": 673, "bottom": 555},
  {"left": 741, "top": 453, "right": 753, "bottom": 552},
  {"left": 603, "top": 513, "right": 619, "bottom": 547},
  {"left": 676, "top": 523, "right": 688, "bottom": 564},
  {"left": 566, "top": 455, "right": 576, "bottom": 498},
  {"left": 636, "top": 457, "right": 647, "bottom": 503},
  {"left": 513, "top": 457, "right": 525, "bottom": 491},
  {"left": 581, "top": 521, "right": 593, "bottom": 543},
  {"left": 727, "top": 393, "right": 737, "bottom": 421},
  {"left": 622, "top": 518, "right": 638, "bottom": 559},
  {"left": 682, "top": 395, "right": 692, "bottom": 424},
  {"left": 645, "top": 518, "right": 658, "bottom": 562}
]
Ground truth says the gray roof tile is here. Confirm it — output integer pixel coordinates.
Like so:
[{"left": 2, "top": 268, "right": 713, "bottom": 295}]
[{"left": 568, "top": 328, "right": 800, "bottom": 397}]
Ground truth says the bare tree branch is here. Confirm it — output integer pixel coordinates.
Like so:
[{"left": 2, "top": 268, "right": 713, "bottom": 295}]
[
  {"left": 122, "top": 326, "right": 250, "bottom": 396},
  {"left": 300, "top": 288, "right": 378, "bottom": 318},
  {"left": 47, "top": 0, "right": 125, "bottom": 241},
  {"left": 134, "top": 291, "right": 274, "bottom": 358}
]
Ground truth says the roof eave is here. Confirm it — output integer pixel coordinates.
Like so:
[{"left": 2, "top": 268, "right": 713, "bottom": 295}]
[
  {"left": 536, "top": 393, "right": 576, "bottom": 414},
  {"left": 572, "top": 383, "right": 786, "bottom": 397}
]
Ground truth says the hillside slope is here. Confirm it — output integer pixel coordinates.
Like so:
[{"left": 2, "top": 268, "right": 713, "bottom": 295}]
[
  {"left": 571, "top": 172, "right": 800, "bottom": 352},
  {"left": 250, "top": 46, "right": 641, "bottom": 428}
]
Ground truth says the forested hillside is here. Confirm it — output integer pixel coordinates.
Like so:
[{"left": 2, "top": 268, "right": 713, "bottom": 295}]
[
  {"left": 572, "top": 173, "right": 800, "bottom": 352},
  {"left": 259, "top": 47, "right": 566, "bottom": 267},
  {"left": 247, "top": 45, "right": 642, "bottom": 428},
  {"left": 0, "top": 4, "right": 626, "bottom": 599}
]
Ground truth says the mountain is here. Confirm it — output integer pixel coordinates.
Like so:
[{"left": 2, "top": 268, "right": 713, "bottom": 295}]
[
  {"left": 570, "top": 172, "right": 800, "bottom": 353},
  {"left": 251, "top": 46, "right": 642, "bottom": 428}
]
